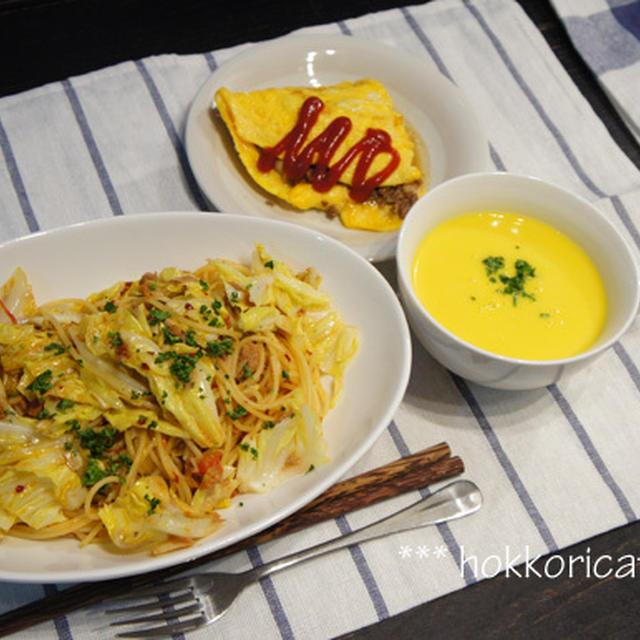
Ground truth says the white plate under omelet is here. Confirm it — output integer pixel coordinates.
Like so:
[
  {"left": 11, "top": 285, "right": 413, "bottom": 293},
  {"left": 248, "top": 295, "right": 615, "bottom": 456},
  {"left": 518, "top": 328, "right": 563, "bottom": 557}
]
[{"left": 185, "top": 34, "right": 489, "bottom": 262}]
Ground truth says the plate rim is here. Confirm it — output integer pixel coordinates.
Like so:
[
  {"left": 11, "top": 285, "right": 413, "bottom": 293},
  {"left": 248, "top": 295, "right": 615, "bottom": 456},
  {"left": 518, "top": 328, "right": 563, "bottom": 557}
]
[{"left": 0, "top": 211, "right": 412, "bottom": 582}]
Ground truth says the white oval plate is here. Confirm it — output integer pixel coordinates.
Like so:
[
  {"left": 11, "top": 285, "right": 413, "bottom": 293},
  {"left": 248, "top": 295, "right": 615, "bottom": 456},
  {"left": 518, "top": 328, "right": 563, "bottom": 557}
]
[
  {"left": 0, "top": 212, "right": 411, "bottom": 583},
  {"left": 185, "top": 34, "right": 490, "bottom": 262}
]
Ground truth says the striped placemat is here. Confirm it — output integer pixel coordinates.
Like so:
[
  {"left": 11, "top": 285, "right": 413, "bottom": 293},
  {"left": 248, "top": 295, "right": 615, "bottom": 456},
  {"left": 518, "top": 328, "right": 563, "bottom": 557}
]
[
  {"left": 551, "top": 0, "right": 640, "bottom": 144},
  {"left": 1, "top": 1, "right": 640, "bottom": 638}
]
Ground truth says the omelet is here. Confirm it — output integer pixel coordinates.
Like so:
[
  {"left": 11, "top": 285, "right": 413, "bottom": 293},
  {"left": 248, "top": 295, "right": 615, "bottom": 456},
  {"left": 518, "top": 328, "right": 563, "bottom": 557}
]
[{"left": 214, "top": 79, "right": 426, "bottom": 231}]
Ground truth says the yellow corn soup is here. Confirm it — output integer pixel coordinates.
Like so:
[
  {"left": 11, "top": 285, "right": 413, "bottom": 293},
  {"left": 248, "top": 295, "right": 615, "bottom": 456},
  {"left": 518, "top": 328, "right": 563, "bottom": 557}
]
[{"left": 411, "top": 211, "right": 607, "bottom": 360}]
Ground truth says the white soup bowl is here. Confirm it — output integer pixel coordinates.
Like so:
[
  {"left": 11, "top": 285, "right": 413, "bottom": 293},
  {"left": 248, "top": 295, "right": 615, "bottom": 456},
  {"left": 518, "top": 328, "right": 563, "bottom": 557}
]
[{"left": 396, "top": 172, "right": 640, "bottom": 390}]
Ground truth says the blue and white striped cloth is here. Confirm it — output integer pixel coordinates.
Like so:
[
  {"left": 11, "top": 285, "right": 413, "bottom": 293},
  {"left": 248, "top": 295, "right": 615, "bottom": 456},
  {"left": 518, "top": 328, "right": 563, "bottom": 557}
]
[
  {"left": 2, "top": 0, "right": 640, "bottom": 638},
  {"left": 552, "top": 0, "right": 640, "bottom": 144}
]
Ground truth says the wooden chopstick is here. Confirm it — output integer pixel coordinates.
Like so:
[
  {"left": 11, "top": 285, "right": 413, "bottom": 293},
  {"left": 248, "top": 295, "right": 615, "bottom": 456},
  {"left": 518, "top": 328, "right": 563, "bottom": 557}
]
[{"left": 0, "top": 442, "right": 463, "bottom": 637}]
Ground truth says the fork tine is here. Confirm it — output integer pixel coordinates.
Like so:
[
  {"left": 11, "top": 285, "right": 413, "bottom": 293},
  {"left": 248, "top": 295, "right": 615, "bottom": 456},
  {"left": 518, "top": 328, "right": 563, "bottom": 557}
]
[
  {"left": 114, "top": 615, "right": 207, "bottom": 638},
  {"left": 108, "top": 577, "right": 193, "bottom": 600},
  {"left": 106, "top": 592, "right": 194, "bottom": 614},
  {"left": 110, "top": 603, "right": 202, "bottom": 626}
]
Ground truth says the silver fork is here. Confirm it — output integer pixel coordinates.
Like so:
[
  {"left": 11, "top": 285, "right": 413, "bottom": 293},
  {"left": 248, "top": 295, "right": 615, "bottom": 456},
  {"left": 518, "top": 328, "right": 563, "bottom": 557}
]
[{"left": 107, "top": 479, "right": 482, "bottom": 638}]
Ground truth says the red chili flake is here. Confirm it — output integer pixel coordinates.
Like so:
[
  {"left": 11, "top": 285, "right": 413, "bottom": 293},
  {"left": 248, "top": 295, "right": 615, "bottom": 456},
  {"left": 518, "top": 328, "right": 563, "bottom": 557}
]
[
  {"left": 137, "top": 417, "right": 147, "bottom": 425},
  {"left": 141, "top": 363, "right": 150, "bottom": 370},
  {"left": 122, "top": 281, "right": 133, "bottom": 294},
  {"left": 15, "top": 485, "right": 25, "bottom": 493},
  {"left": 284, "top": 354, "right": 291, "bottom": 361},
  {"left": 185, "top": 303, "right": 194, "bottom": 310},
  {"left": 224, "top": 317, "right": 231, "bottom": 328}
]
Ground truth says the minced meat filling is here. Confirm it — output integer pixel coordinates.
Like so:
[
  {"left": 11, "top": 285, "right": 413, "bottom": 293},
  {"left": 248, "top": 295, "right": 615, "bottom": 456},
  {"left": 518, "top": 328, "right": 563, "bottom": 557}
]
[{"left": 369, "top": 180, "right": 422, "bottom": 219}]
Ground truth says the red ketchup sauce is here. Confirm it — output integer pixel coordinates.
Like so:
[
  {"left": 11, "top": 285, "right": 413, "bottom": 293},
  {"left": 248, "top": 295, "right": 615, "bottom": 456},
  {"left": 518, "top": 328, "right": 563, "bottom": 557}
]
[{"left": 257, "top": 96, "right": 400, "bottom": 203}]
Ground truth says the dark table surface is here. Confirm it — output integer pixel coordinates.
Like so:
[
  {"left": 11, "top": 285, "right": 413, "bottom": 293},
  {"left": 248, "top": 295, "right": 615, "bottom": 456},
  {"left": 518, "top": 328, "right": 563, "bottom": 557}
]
[{"left": 1, "top": 0, "right": 640, "bottom": 638}]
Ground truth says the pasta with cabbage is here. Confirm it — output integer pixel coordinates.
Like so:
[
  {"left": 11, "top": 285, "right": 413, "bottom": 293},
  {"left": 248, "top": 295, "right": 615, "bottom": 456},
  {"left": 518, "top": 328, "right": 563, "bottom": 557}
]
[{"left": 0, "top": 245, "right": 357, "bottom": 555}]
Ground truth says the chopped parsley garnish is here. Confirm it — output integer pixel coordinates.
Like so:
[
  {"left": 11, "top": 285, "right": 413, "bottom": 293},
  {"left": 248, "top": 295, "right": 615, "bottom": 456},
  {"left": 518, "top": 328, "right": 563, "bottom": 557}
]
[
  {"left": 44, "top": 342, "right": 66, "bottom": 356},
  {"left": 264, "top": 260, "right": 274, "bottom": 269},
  {"left": 149, "top": 308, "right": 171, "bottom": 325},
  {"left": 27, "top": 370, "right": 53, "bottom": 396},
  {"left": 227, "top": 405, "right": 248, "bottom": 420},
  {"left": 242, "top": 363, "right": 253, "bottom": 379},
  {"left": 482, "top": 256, "right": 504, "bottom": 276},
  {"left": 57, "top": 398, "right": 75, "bottom": 411},
  {"left": 206, "top": 338, "right": 233, "bottom": 358},
  {"left": 162, "top": 325, "right": 182, "bottom": 345},
  {"left": 155, "top": 351, "right": 174, "bottom": 364},
  {"left": 144, "top": 493, "right": 161, "bottom": 515},
  {"left": 239, "top": 442, "right": 259, "bottom": 459},
  {"left": 212, "top": 300, "right": 222, "bottom": 314},
  {"left": 82, "top": 458, "right": 108, "bottom": 487},
  {"left": 108, "top": 331, "right": 123, "bottom": 347},
  {"left": 200, "top": 303, "right": 217, "bottom": 324},
  {"left": 282, "top": 370, "right": 290, "bottom": 380},
  {"left": 481, "top": 256, "right": 537, "bottom": 306},
  {"left": 184, "top": 328, "right": 199, "bottom": 347},
  {"left": 540, "top": 312, "right": 551, "bottom": 318},
  {"left": 114, "top": 454, "right": 133, "bottom": 473},
  {"left": 169, "top": 351, "right": 202, "bottom": 383},
  {"left": 65, "top": 421, "right": 118, "bottom": 458},
  {"left": 499, "top": 259, "right": 536, "bottom": 305},
  {"left": 78, "top": 426, "right": 118, "bottom": 457},
  {"left": 36, "top": 409, "right": 54, "bottom": 420},
  {"left": 230, "top": 291, "right": 239, "bottom": 303},
  {"left": 155, "top": 349, "right": 204, "bottom": 383},
  {"left": 199, "top": 280, "right": 209, "bottom": 292},
  {"left": 103, "top": 301, "right": 117, "bottom": 313},
  {"left": 307, "top": 464, "right": 315, "bottom": 473},
  {"left": 262, "top": 421, "right": 276, "bottom": 430},
  {"left": 81, "top": 454, "right": 131, "bottom": 487},
  {"left": 65, "top": 419, "right": 81, "bottom": 433},
  {"left": 80, "top": 448, "right": 131, "bottom": 488}
]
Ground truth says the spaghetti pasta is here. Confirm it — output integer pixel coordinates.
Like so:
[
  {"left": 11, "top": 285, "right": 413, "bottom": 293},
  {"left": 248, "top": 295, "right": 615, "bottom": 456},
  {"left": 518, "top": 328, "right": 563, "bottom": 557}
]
[{"left": 0, "top": 244, "right": 357, "bottom": 555}]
